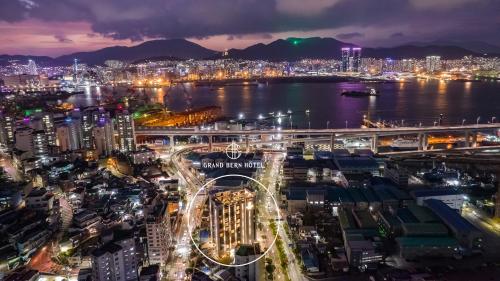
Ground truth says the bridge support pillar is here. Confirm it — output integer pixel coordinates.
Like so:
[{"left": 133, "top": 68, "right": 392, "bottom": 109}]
[
  {"left": 169, "top": 135, "right": 174, "bottom": 148},
  {"left": 208, "top": 135, "right": 213, "bottom": 152},
  {"left": 371, "top": 134, "right": 379, "bottom": 154},
  {"left": 465, "top": 131, "right": 471, "bottom": 147},
  {"left": 418, "top": 133, "right": 428, "bottom": 151},
  {"left": 330, "top": 134, "right": 335, "bottom": 152},
  {"left": 472, "top": 132, "right": 478, "bottom": 148}
]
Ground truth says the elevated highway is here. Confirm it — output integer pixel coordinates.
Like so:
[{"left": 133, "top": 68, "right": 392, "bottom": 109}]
[{"left": 136, "top": 123, "right": 500, "bottom": 153}]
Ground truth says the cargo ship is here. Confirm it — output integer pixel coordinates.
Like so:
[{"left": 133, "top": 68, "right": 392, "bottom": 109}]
[{"left": 341, "top": 88, "right": 379, "bottom": 97}]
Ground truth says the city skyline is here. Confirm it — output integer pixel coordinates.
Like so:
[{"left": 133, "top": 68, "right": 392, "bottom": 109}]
[{"left": 1, "top": 0, "right": 500, "bottom": 56}]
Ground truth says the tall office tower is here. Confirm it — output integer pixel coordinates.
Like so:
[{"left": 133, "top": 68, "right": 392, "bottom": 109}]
[
  {"left": 73, "top": 58, "right": 78, "bottom": 83},
  {"left": 426, "top": 56, "right": 441, "bottom": 73},
  {"left": 56, "top": 117, "right": 82, "bottom": 152},
  {"left": 145, "top": 199, "right": 172, "bottom": 266},
  {"left": 91, "top": 235, "right": 138, "bottom": 281},
  {"left": 352, "top": 48, "right": 362, "bottom": 72},
  {"left": 0, "top": 112, "right": 16, "bottom": 148},
  {"left": 115, "top": 109, "right": 136, "bottom": 152},
  {"left": 341, "top": 48, "right": 350, "bottom": 72},
  {"left": 15, "top": 127, "right": 34, "bottom": 155},
  {"left": 27, "top": 59, "right": 38, "bottom": 76},
  {"left": 33, "top": 130, "right": 48, "bottom": 157},
  {"left": 234, "top": 244, "right": 264, "bottom": 281},
  {"left": 81, "top": 107, "right": 110, "bottom": 150},
  {"left": 209, "top": 185, "right": 256, "bottom": 258},
  {"left": 93, "top": 116, "right": 114, "bottom": 157}
]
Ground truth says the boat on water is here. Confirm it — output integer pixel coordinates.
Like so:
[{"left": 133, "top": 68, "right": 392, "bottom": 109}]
[
  {"left": 341, "top": 88, "right": 379, "bottom": 97},
  {"left": 390, "top": 138, "right": 419, "bottom": 150}
]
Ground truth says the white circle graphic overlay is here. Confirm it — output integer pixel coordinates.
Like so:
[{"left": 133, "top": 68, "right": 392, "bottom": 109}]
[{"left": 186, "top": 174, "right": 281, "bottom": 267}]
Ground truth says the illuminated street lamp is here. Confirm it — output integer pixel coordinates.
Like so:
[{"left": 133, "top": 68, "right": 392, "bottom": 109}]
[
  {"left": 462, "top": 119, "right": 466, "bottom": 126},
  {"left": 492, "top": 117, "right": 496, "bottom": 123},
  {"left": 327, "top": 120, "right": 330, "bottom": 129},
  {"left": 305, "top": 109, "right": 311, "bottom": 129},
  {"left": 476, "top": 116, "right": 481, "bottom": 125},
  {"left": 238, "top": 113, "right": 244, "bottom": 120}
]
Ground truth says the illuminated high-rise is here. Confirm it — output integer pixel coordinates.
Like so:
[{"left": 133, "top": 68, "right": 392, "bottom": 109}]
[
  {"left": 27, "top": 59, "right": 38, "bottom": 76},
  {"left": 352, "top": 48, "right": 362, "bottom": 72},
  {"left": 341, "top": 48, "right": 350, "bottom": 72},
  {"left": 0, "top": 112, "right": 16, "bottom": 148},
  {"left": 209, "top": 184, "right": 256, "bottom": 258},
  {"left": 115, "top": 109, "right": 136, "bottom": 152},
  {"left": 426, "top": 56, "right": 441, "bottom": 73}
]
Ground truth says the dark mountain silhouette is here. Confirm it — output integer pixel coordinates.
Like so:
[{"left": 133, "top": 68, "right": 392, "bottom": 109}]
[
  {"left": 225, "top": 37, "right": 486, "bottom": 60},
  {"left": 55, "top": 39, "right": 217, "bottom": 65},
  {"left": 0, "top": 54, "right": 55, "bottom": 66},
  {"left": 0, "top": 37, "right": 494, "bottom": 66}
]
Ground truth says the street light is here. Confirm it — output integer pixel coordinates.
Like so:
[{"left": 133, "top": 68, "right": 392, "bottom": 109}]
[
  {"left": 305, "top": 109, "right": 311, "bottom": 129},
  {"left": 345, "top": 120, "right": 348, "bottom": 129},
  {"left": 492, "top": 117, "right": 496, "bottom": 123},
  {"left": 462, "top": 119, "right": 466, "bottom": 126},
  {"left": 476, "top": 116, "right": 481, "bottom": 125},
  {"left": 327, "top": 120, "right": 330, "bottom": 129}
]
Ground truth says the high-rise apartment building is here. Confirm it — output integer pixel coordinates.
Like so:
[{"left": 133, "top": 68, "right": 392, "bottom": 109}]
[
  {"left": 426, "top": 56, "right": 441, "bottom": 73},
  {"left": 145, "top": 199, "right": 172, "bottom": 266},
  {"left": 91, "top": 235, "right": 138, "bottom": 281},
  {"left": 341, "top": 48, "right": 350, "bottom": 72},
  {"left": 115, "top": 109, "right": 136, "bottom": 152},
  {"left": 0, "top": 112, "right": 16, "bottom": 148},
  {"left": 352, "top": 48, "right": 362, "bottom": 72}
]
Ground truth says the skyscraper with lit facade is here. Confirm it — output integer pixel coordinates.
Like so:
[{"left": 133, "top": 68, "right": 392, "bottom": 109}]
[
  {"left": 352, "top": 47, "right": 362, "bottom": 72},
  {"left": 209, "top": 184, "right": 256, "bottom": 258},
  {"left": 115, "top": 109, "right": 136, "bottom": 152},
  {"left": 341, "top": 48, "right": 350, "bottom": 72},
  {"left": 426, "top": 56, "right": 441, "bottom": 73}
]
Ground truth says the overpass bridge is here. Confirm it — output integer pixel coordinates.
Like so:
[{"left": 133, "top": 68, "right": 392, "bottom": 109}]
[{"left": 135, "top": 123, "right": 500, "bottom": 153}]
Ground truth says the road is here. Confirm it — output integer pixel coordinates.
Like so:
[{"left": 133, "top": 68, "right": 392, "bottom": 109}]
[{"left": 261, "top": 153, "right": 307, "bottom": 281}]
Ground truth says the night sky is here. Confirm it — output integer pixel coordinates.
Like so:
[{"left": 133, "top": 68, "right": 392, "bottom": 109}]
[{"left": 1, "top": 0, "right": 499, "bottom": 56}]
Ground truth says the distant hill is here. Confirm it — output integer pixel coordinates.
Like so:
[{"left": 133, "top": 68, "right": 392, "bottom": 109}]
[
  {"left": 407, "top": 40, "right": 500, "bottom": 55},
  {"left": 225, "top": 37, "right": 358, "bottom": 61},
  {"left": 0, "top": 54, "right": 55, "bottom": 66},
  {"left": 54, "top": 39, "right": 217, "bottom": 65},
  {"left": 225, "top": 37, "right": 485, "bottom": 61},
  {"left": 0, "top": 37, "right": 496, "bottom": 66}
]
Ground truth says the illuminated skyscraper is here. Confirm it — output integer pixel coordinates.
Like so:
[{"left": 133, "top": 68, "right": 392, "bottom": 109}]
[
  {"left": 73, "top": 58, "right": 78, "bottom": 83},
  {"left": 27, "top": 59, "right": 38, "bottom": 75},
  {"left": 209, "top": 184, "right": 256, "bottom": 258},
  {"left": 93, "top": 116, "right": 114, "bottom": 157},
  {"left": 115, "top": 109, "right": 136, "bottom": 152},
  {"left": 0, "top": 112, "right": 16, "bottom": 148},
  {"left": 352, "top": 48, "right": 362, "bottom": 72},
  {"left": 426, "top": 56, "right": 441, "bottom": 73},
  {"left": 81, "top": 107, "right": 110, "bottom": 150},
  {"left": 341, "top": 48, "right": 350, "bottom": 72}
]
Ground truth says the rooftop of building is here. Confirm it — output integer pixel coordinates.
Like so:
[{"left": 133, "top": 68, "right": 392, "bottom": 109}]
[
  {"left": 395, "top": 236, "right": 459, "bottom": 247},
  {"left": 424, "top": 199, "right": 479, "bottom": 234},
  {"left": 235, "top": 244, "right": 261, "bottom": 256},
  {"left": 411, "top": 188, "right": 463, "bottom": 198},
  {"left": 91, "top": 242, "right": 123, "bottom": 257}
]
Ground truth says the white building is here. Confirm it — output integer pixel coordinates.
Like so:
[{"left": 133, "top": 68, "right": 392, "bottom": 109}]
[
  {"left": 411, "top": 189, "right": 464, "bottom": 210},
  {"left": 234, "top": 244, "right": 264, "bottom": 281}
]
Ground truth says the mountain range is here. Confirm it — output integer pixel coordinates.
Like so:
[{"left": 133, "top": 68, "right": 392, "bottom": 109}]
[{"left": 1, "top": 37, "right": 498, "bottom": 66}]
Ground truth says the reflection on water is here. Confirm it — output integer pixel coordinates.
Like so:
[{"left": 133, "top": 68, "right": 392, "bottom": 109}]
[{"left": 65, "top": 79, "right": 500, "bottom": 128}]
